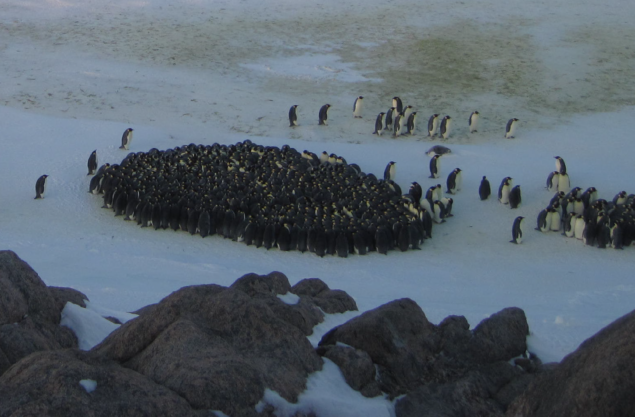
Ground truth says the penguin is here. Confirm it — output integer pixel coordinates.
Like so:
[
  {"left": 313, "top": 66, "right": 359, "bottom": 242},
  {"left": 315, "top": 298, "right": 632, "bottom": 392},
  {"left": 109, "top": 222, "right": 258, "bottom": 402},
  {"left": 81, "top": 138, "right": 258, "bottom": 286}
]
[
  {"left": 384, "top": 161, "right": 396, "bottom": 181},
  {"left": 613, "top": 191, "right": 628, "bottom": 205},
  {"left": 596, "top": 222, "right": 610, "bottom": 249},
  {"left": 353, "top": 96, "right": 364, "bottom": 118},
  {"left": 498, "top": 177, "right": 512, "bottom": 204},
  {"left": 393, "top": 112, "right": 404, "bottom": 137},
  {"left": 277, "top": 224, "right": 292, "bottom": 251},
  {"left": 509, "top": 185, "right": 522, "bottom": 209},
  {"left": 289, "top": 105, "right": 298, "bottom": 127},
  {"left": 574, "top": 214, "right": 586, "bottom": 239},
  {"left": 87, "top": 150, "right": 98, "bottom": 175},
  {"left": 557, "top": 172, "right": 570, "bottom": 194},
  {"left": 446, "top": 168, "right": 462, "bottom": 194},
  {"left": 406, "top": 112, "right": 417, "bottom": 135},
  {"left": 402, "top": 105, "right": 414, "bottom": 122},
  {"left": 550, "top": 207, "right": 561, "bottom": 231},
  {"left": 432, "top": 201, "right": 445, "bottom": 224},
  {"left": 468, "top": 111, "right": 480, "bottom": 133},
  {"left": 426, "top": 145, "right": 452, "bottom": 156},
  {"left": 573, "top": 198, "right": 585, "bottom": 215},
  {"left": 373, "top": 112, "right": 386, "bottom": 135},
  {"left": 479, "top": 176, "right": 491, "bottom": 200},
  {"left": 563, "top": 212, "right": 576, "bottom": 237},
  {"left": 34, "top": 174, "right": 48, "bottom": 199},
  {"left": 336, "top": 232, "right": 349, "bottom": 257},
  {"left": 611, "top": 221, "right": 624, "bottom": 249},
  {"left": 392, "top": 97, "right": 403, "bottom": 113},
  {"left": 510, "top": 216, "right": 524, "bottom": 244},
  {"left": 554, "top": 156, "right": 567, "bottom": 175},
  {"left": 318, "top": 104, "right": 331, "bottom": 125},
  {"left": 536, "top": 208, "right": 552, "bottom": 232},
  {"left": 385, "top": 107, "right": 395, "bottom": 130},
  {"left": 428, "top": 114, "right": 440, "bottom": 137},
  {"left": 375, "top": 226, "right": 391, "bottom": 255},
  {"left": 505, "top": 118, "right": 519, "bottom": 138},
  {"left": 409, "top": 182, "right": 423, "bottom": 205},
  {"left": 198, "top": 210, "right": 211, "bottom": 238},
  {"left": 120, "top": 128, "right": 134, "bottom": 150},
  {"left": 320, "top": 151, "right": 329, "bottom": 164},
  {"left": 429, "top": 154, "right": 441, "bottom": 179},
  {"left": 546, "top": 171, "right": 559, "bottom": 192},
  {"left": 440, "top": 115, "right": 452, "bottom": 140},
  {"left": 440, "top": 197, "right": 454, "bottom": 217}
]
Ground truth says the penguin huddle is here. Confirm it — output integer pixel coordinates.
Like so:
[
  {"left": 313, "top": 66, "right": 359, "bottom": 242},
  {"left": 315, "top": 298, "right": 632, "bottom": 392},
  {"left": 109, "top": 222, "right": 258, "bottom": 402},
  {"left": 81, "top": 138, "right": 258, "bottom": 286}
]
[{"left": 88, "top": 140, "right": 440, "bottom": 257}]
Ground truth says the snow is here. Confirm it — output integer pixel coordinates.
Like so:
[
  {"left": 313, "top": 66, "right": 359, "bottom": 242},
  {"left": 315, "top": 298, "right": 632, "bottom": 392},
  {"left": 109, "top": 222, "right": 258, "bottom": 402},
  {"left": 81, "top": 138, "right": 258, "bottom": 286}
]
[
  {"left": 79, "top": 379, "right": 97, "bottom": 394},
  {"left": 277, "top": 292, "right": 301, "bottom": 305},
  {"left": 2, "top": 0, "right": 635, "bottom": 414}
]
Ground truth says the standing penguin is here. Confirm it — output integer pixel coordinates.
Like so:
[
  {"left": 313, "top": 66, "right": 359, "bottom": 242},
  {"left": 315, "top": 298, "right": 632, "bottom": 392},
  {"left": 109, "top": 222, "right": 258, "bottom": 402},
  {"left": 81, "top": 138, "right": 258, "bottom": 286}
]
[
  {"left": 429, "top": 154, "right": 441, "bottom": 179},
  {"left": 34, "top": 174, "right": 48, "bottom": 199},
  {"left": 384, "top": 161, "right": 396, "bottom": 181},
  {"left": 440, "top": 115, "right": 452, "bottom": 139},
  {"left": 353, "top": 96, "right": 364, "bottom": 118},
  {"left": 536, "top": 208, "right": 553, "bottom": 232},
  {"left": 120, "top": 128, "right": 134, "bottom": 150},
  {"left": 446, "top": 168, "right": 462, "bottom": 194},
  {"left": 406, "top": 112, "right": 418, "bottom": 135},
  {"left": 557, "top": 172, "right": 570, "bottom": 194},
  {"left": 289, "top": 105, "right": 299, "bottom": 127},
  {"left": 87, "top": 150, "right": 98, "bottom": 175},
  {"left": 555, "top": 156, "right": 567, "bottom": 175},
  {"left": 393, "top": 112, "right": 404, "bottom": 137},
  {"left": 384, "top": 107, "right": 395, "bottom": 131},
  {"left": 546, "top": 171, "right": 560, "bottom": 192},
  {"left": 428, "top": 114, "right": 440, "bottom": 137},
  {"left": 510, "top": 216, "right": 525, "bottom": 244},
  {"left": 402, "top": 105, "right": 414, "bottom": 122},
  {"left": 409, "top": 182, "right": 423, "bottom": 205},
  {"left": 505, "top": 118, "right": 519, "bottom": 138},
  {"left": 318, "top": 104, "right": 331, "bottom": 125},
  {"left": 373, "top": 112, "right": 386, "bottom": 135},
  {"left": 392, "top": 97, "right": 403, "bottom": 113},
  {"left": 498, "top": 177, "right": 513, "bottom": 204},
  {"left": 468, "top": 111, "right": 480, "bottom": 133},
  {"left": 479, "top": 176, "right": 491, "bottom": 200},
  {"left": 509, "top": 185, "right": 522, "bottom": 209}
]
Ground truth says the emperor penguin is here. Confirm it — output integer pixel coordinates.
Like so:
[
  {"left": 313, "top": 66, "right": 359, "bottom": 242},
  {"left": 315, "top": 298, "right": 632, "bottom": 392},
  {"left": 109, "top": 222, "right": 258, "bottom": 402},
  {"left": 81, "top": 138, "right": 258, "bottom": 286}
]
[
  {"left": 353, "top": 96, "right": 364, "bottom": 118},
  {"left": 574, "top": 214, "right": 586, "bottom": 239},
  {"left": 34, "top": 174, "right": 48, "bottom": 199},
  {"left": 557, "top": 172, "right": 570, "bottom": 194},
  {"left": 546, "top": 171, "right": 559, "bottom": 192},
  {"left": 563, "top": 212, "right": 577, "bottom": 237},
  {"left": 446, "top": 168, "right": 462, "bottom": 194},
  {"left": 432, "top": 200, "right": 445, "bottom": 224},
  {"left": 510, "top": 216, "right": 525, "bottom": 244},
  {"left": 498, "top": 177, "right": 512, "bottom": 204},
  {"left": 509, "top": 185, "right": 522, "bottom": 209},
  {"left": 613, "top": 191, "right": 628, "bottom": 205},
  {"left": 318, "top": 104, "right": 331, "bottom": 125},
  {"left": 468, "top": 111, "right": 480, "bottom": 133},
  {"left": 429, "top": 154, "right": 441, "bottom": 179},
  {"left": 428, "top": 114, "right": 440, "bottom": 137},
  {"left": 402, "top": 105, "right": 414, "bottom": 122},
  {"left": 479, "top": 176, "right": 491, "bottom": 200},
  {"left": 120, "top": 128, "right": 134, "bottom": 150},
  {"left": 385, "top": 107, "right": 395, "bottom": 130},
  {"left": 320, "top": 151, "right": 329, "bottom": 164},
  {"left": 536, "top": 208, "right": 553, "bottom": 232},
  {"left": 409, "top": 182, "right": 423, "bottom": 205},
  {"left": 392, "top": 97, "right": 403, "bottom": 113},
  {"left": 373, "top": 112, "right": 386, "bottom": 135},
  {"left": 393, "top": 112, "right": 404, "bottom": 137},
  {"left": 87, "top": 150, "right": 98, "bottom": 175},
  {"left": 406, "top": 112, "right": 417, "bottom": 135},
  {"left": 550, "top": 207, "right": 561, "bottom": 231},
  {"left": 289, "top": 105, "right": 299, "bottom": 127},
  {"left": 611, "top": 221, "right": 624, "bottom": 249},
  {"left": 505, "top": 118, "right": 519, "bottom": 138},
  {"left": 440, "top": 115, "right": 452, "bottom": 139},
  {"left": 384, "top": 161, "right": 396, "bottom": 181},
  {"left": 554, "top": 156, "right": 567, "bottom": 175}
]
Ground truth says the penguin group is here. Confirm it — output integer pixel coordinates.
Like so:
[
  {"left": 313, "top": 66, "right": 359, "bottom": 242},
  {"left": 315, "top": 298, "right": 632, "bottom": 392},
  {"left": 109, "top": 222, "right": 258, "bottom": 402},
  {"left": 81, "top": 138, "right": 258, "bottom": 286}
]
[{"left": 88, "top": 140, "right": 448, "bottom": 257}]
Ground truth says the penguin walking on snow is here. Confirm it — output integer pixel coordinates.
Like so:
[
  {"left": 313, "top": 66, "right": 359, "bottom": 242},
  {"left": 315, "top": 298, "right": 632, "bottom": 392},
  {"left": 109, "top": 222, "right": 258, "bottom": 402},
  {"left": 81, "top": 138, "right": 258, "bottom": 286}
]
[
  {"left": 87, "top": 150, "right": 98, "bottom": 175},
  {"left": 289, "top": 105, "right": 299, "bottom": 127},
  {"left": 505, "top": 118, "right": 519, "bottom": 138},
  {"left": 373, "top": 112, "right": 385, "bottom": 135},
  {"left": 429, "top": 154, "right": 441, "bottom": 179},
  {"left": 35, "top": 174, "right": 48, "bottom": 199},
  {"left": 509, "top": 185, "right": 522, "bottom": 209},
  {"left": 479, "top": 176, "right": 491, "bottom": 200},
  {"left": 384, "top": 161, "right": 396, "bottom": 181},
  {"left": 393, "top": 112, "right": 404, "bottom": 137},
  {"left": 446, "top": 168, "right": 462, "bottom": 194},
  {"left": 319, "top": 104, "right": 331, "bottom": 125},
  {"left": 440, "top": 116, "right": 452, "bottom": 139},
  {"left": 406, "top": 112, "right": 417, "bottom": 135},
  {"left": 498, "top": 177, "right": 512, "bottom": 204},
  {"left": 510, "top": 216, "right": 525, "bottom": 244},
  {"left": 469, "top": 111, "right": 479, "bottom": 133},
  {"left": 428, "top": 114, "right": 439, "bottom": 137},
  {"left": 353, "top": 96, "right": 364, "bottom": 118},
  {"left": 120, "top": 128, "right": 134, "bottom": 150},
  {"left": 384, "top": 107, "right": 395, "bottom": 131}
]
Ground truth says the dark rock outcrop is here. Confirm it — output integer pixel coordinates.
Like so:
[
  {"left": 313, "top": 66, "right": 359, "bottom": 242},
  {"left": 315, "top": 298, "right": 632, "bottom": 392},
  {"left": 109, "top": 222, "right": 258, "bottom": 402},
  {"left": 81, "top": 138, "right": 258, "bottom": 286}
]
[
  {"left": 506, "top": 309, "right": 635, "bottom": 417},
  {"left": 0, "top": 349, "right": 199, "bottom": 417},
  {"left": 0, "top": 251, "right": 79, "bottom": 376},
  {"left": 316, "top": 344, "right": 382, "bottom": 398}
]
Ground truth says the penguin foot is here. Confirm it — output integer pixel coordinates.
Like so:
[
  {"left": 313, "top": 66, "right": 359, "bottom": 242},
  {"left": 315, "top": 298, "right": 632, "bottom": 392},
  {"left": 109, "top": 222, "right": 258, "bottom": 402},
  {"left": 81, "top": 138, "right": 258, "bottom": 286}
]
[{"left": 510, "top": 240, "right": 518, "bottom": 244}]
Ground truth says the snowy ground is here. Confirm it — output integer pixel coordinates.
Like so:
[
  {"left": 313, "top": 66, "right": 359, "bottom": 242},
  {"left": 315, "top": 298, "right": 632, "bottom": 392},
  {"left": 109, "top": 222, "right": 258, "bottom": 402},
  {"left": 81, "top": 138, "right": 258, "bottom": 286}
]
[{"left": 2, "top": 0, "right": 635, "bottom": 415}]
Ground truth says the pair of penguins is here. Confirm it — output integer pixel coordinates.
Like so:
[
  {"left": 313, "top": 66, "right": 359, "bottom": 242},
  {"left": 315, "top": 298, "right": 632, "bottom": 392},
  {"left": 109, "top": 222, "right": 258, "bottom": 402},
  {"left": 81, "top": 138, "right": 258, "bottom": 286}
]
[{"left": 288, "top": 103, "right": 333, "bottom": 127}]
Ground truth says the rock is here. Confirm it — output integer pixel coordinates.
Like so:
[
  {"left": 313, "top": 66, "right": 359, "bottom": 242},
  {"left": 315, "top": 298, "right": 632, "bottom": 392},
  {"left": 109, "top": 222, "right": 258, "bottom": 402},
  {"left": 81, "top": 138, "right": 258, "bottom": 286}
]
[
  {"left": 291, "top": 278, "right": 358, "bottom": 314},
  {"left": 506, "top": 308, "right": 635, "bottom": 417},
  {"left": 49, "top": 286, "right": 88, "bottom": 310},
  {"left": 0, "top": 349, "right": 199, "bottom": 416},
  {"left": 316, "top": 344, "right": 382, "bottom": 397},
  {"left": 92, "top": 276, "right": 324, "bottom": 416},
  {"left": 0, "top": 251, "right": 79, "bottom": 376},
  {"left": 470, "top": 307, "right": 529, "bottom": 364},
  {"left": 319, "top": 298, "right": 440, "bottom": 397}
]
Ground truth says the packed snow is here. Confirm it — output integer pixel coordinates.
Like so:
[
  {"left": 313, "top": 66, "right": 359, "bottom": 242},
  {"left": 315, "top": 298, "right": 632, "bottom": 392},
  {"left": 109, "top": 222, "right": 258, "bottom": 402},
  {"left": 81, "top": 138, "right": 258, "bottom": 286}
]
[
  {"left": 79, "top": 379, "right": 98, "bottom": 394},
  {"left": 2, "top": 0, "right": 635, "bottom": 415}
]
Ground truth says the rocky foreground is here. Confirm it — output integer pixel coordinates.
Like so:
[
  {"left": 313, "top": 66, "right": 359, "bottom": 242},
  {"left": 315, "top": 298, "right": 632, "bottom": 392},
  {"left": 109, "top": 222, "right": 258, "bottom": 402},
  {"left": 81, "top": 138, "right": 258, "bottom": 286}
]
[{"left": 0, "top": 249, "right": 633, "bottom": 416}]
